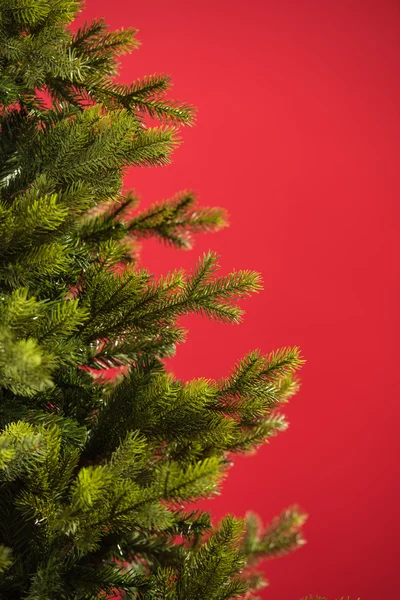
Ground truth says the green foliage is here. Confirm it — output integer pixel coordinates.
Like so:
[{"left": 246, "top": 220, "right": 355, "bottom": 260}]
[
  {"left": 127, "top": 190, "right": 228, "bottom": 249},
  {"left": 0, "top": 0, "right": 308, "bottom": 598},
  {"left": 0, "top": 543, "right": 12, "bottom": 573},
  {"left": 242, "top": 506, "right": 306, "bottom": 561}
]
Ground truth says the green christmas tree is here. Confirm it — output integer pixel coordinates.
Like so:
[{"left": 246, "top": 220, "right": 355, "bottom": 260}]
[{"left": 0, "top": 2, "right": 306, "bottom": 598}]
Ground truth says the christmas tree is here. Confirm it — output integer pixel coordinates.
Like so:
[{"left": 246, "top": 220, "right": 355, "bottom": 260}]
[{"left": 0, "top": 1, "right": 306, "bottom": 597}]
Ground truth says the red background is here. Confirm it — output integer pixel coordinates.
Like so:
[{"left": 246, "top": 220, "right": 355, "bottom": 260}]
[{"left": 79, "top": 2, "right": 400, "bottom": 598}]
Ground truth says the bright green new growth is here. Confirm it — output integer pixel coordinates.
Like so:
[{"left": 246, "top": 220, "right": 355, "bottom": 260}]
[{"left": 0, "top": 2, "right": 306, "bottom": 598}]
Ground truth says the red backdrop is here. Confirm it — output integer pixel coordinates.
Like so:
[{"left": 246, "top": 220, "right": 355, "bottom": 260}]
[{"left": 78, "top": 2, "right": 400, "bottom": 598}]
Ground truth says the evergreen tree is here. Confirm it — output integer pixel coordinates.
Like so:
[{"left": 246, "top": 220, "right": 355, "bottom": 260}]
[{"left": 0, "top": 2, "right": 306, "bottom": 598}]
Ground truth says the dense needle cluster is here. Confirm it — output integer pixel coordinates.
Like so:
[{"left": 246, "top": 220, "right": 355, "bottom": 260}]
[{"left": 0, "top": 2, "right": 306, "bottom": 598}]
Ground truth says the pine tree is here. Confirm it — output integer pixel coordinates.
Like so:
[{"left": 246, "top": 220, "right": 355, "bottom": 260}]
[{"left": 0, "top": 2, "right": 306, "bottom": 598}]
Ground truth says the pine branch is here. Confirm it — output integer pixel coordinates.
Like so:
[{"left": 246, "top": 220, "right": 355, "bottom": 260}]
[
  {"left": 0, "top": 3, "right": 307, "bottom": 598},
  {"left": 118, "top": 74, "right": 172, "bottom": 99},
  {"left": 241, "top": 506, "right": 307, "bottom": 562},
  {"left": 128, "top": 191, "right": 228, "bottom": 249},
  {"left": 128, "top": 126, "right": 180, "bottom": 167},
  {"left": 0, "top": 545, "right": 13, "bottom": 574},
  {"left": 71, "top": 18, "right": 139, "bottom": 58},
  {"left": 0, "top": 326, "right": 56, "bottom": 396},
  {"left": 177, "top": 515, "right": 249, "bottom": 600}
]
